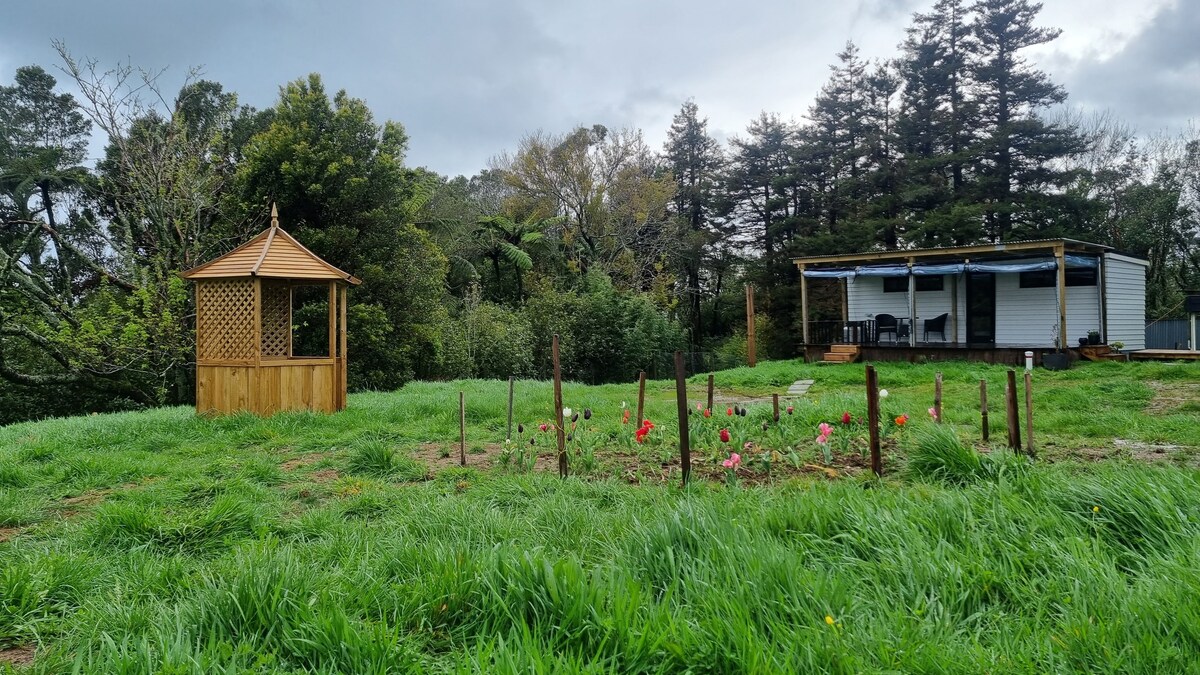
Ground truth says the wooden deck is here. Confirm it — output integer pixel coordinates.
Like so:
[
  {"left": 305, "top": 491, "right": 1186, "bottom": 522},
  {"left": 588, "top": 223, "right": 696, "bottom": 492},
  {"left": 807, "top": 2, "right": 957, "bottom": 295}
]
[
  {"left": 803, "top": 344, "right": 1065, "bottom": 366},
  {"left": 1129, "top": 349, "right": 1200, "bottom": 361}
]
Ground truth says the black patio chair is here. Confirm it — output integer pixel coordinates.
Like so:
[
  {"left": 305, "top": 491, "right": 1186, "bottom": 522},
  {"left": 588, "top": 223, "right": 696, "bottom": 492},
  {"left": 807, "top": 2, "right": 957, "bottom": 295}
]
[
  {"left": 923, "top": 312, "right": 949, "bottom": 343},
  {"left": 875, "top": 314, "right": 898, "bottom": 343}
]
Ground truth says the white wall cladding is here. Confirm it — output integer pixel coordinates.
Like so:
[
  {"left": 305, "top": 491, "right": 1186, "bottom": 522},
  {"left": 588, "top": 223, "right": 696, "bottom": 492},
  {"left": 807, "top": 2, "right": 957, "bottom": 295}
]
[
  {"left": 848, "top": 276, "right": 966, "bottom": 343},
  {"left": 1104, "top": 253, "right": 1148, "bottom": 351},
  {"left": 848, "top": 272, "right": 1105, "bottom": 346}
]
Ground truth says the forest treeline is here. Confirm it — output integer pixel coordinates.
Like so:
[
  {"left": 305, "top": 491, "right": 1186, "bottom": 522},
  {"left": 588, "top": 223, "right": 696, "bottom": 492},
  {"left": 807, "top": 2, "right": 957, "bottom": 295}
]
[{"left": 2, "top": 0, "right": 1198, "bottom": 423}]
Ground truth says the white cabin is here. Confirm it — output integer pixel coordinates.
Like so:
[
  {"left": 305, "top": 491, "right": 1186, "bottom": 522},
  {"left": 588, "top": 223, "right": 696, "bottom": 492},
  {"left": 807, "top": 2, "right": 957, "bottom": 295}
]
[{"left": 794, "top": 240, "right": 1148, "bottom": 357}]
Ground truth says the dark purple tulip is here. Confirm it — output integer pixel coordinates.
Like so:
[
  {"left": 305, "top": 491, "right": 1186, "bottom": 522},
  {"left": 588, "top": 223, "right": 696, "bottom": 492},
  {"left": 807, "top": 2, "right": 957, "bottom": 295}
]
[
  {"left": 517, "top": 423, "right": 525, "bottom": 434},
  {"left": 583, "top": 408, "right": 592, "bottom": 420}
]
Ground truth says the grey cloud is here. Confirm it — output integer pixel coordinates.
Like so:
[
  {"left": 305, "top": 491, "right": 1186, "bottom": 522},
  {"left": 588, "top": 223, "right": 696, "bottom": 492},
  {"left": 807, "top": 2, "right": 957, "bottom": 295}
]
[{"left": 1060, "top": 0, "right": 1200, "bottom": 133}]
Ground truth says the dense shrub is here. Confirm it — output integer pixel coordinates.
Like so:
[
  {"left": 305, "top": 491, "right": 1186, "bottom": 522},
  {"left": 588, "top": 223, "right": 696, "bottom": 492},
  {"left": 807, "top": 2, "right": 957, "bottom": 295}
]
[{"left": 525, "top": 276, "right": 685, "bottom": 383}]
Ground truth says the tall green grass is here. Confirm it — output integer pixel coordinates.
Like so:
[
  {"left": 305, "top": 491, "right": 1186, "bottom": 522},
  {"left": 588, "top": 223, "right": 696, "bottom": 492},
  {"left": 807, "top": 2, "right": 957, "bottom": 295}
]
[{"left": 1, "top": 359, "right": 1199, "bottom": 671}]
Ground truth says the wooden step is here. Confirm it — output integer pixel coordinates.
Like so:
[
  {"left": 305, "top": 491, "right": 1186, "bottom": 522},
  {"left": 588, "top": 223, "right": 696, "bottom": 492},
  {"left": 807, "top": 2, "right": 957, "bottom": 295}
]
[
  {"left": 829, "top": 344, "right": 860, "bottom": 354},
  {"left": 821, "top": 352, "right": 857, "bottom": 363}
]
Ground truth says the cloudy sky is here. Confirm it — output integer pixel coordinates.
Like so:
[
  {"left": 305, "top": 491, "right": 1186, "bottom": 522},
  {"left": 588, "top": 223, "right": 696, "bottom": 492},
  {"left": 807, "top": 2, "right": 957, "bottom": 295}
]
[{"left": 1, "top": 0, "right": 1196, "bottom": 177}]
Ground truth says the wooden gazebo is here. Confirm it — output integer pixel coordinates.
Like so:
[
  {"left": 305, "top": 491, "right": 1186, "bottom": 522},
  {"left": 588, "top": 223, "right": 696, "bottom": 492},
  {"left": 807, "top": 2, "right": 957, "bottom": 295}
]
[{"left": 181, "top": 206, "right": 360, "bottom": 415}]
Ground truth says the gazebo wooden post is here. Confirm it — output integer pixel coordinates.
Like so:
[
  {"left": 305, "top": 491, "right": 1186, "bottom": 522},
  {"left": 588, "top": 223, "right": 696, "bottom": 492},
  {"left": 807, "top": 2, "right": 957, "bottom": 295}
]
[
  {"left": 1055, "top": 244, "right": 1068, "bottom": 350},
  {"left": 327, "top": 281, "right": 337, "bottom": 360},
  {"left": 799, "top": 265, "right": 810, "bottom": 346},
  {"left": 339, "top": 284, "right": 348, "bottom": 410}
]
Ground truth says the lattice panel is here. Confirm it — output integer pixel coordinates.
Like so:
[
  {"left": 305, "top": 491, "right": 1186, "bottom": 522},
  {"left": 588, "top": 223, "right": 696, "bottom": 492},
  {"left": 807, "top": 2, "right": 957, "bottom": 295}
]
[
  {"left": 196, "top": 278, "right": 257, "bottom": 361},
  {"left": 260, "top": 281, "right": 291, "bottom": 357}
]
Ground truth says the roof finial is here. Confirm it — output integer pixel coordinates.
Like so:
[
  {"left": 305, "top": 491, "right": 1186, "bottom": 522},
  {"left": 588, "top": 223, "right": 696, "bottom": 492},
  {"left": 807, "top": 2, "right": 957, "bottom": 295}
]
[{"left": 270, "top": 202, "right": 279, "bottom": 229}]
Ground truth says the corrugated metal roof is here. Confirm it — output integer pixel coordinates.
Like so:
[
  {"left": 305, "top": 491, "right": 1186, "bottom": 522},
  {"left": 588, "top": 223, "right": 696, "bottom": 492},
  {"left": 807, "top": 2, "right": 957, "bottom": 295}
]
[{"left": 792, "top": 238, "right": 1112, "bottom": 266}]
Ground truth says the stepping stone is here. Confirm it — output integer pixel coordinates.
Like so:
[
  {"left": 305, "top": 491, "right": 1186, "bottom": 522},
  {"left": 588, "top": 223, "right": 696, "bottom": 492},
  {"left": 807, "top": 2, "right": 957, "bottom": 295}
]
[{"left": 787, "top": 379, "right": 814, "bottom": 396}]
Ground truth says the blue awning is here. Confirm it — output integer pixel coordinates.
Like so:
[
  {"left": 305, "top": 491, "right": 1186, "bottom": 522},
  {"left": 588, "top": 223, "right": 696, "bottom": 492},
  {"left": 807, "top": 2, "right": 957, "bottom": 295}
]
[
  {"left": 1066, "top": 254, "right": 1098, "bottom": 268},
  {"left": 912, "top": 262, "right": 965, "bottom": 276},
  {"left": 967, "top": 258, "right": 1057, "bottom": 273},
  {"left": 855, "top": 264, "right": 911, "bottom": 277},
  {"left": 802, "top": 268, "right": 856, "bottom": 278}
]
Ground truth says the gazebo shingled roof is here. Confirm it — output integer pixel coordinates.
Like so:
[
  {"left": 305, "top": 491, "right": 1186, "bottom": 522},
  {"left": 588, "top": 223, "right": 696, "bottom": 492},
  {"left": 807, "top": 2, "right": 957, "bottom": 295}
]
[{"left": 181, "top": 206, "right": 361, "bottom": 285}]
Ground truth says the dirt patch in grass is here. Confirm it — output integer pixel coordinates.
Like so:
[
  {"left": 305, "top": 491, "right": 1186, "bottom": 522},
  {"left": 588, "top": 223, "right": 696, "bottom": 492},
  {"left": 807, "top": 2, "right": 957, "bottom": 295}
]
[
  {"left": 0, "top": 644, "right": 34, "bottom": 667},
  {"left": 310, "top": 469, "right": 341, "bottom": 483},
  {"left": 1145, "top": 380, "right": 1200, "bottom": 414},
  {"left": 414, "top": 442, "right": 509, "bottom": 471},
  {"left": 280, "top": 452, "right": 332, "bottom": 471},
  {"left": 0, "top": 526, "right": 25, "bottom": 543}
]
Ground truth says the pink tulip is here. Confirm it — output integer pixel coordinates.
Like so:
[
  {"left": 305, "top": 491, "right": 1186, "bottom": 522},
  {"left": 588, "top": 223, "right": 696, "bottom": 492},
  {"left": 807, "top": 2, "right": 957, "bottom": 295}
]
[
  {"left": 722, "top": 459, "right": 733, "bottom": 468},
  {"left": 819, "top": 422, "right": 833, "bottom": 436},
  {"left": 928, "top": 407, "right": 939, "bottom": 420}
]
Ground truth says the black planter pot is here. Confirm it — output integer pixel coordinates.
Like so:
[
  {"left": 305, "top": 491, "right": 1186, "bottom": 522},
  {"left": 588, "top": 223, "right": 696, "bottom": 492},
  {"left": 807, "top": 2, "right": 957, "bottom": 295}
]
[
  {"left": 1044, "top": 352, "right": 1071, "bottom": 371},
  {"left": 1078, "top": 337, "right": 1088, "bottom": 347},
  {"left": 1088, "top": 333, "right": 1102, "bottom": 345}
]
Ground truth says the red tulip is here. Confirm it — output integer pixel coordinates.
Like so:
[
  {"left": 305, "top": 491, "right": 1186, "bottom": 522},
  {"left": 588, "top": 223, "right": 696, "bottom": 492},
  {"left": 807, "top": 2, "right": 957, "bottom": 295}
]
[
  {"left": 841, "top": 411, "right": 852, "bottom": 425},
  {"left": 635, "top": 426, "right": 649, "bottom": 443},
  {"left": 703, "top": 408, "right": 712, "bottom": 418},
  {"left": 727, "top": 407, "right": 734, "bottom": 416},
  {"left": 719, "top": 428, "right": 731, "bottom": 443}
]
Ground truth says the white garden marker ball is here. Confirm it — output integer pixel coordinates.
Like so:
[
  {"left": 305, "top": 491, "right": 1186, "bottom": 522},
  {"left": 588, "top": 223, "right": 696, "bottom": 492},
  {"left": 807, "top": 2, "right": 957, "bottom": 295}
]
[{"left": 879, "top": 389, "right": 889, "bottom": 398}]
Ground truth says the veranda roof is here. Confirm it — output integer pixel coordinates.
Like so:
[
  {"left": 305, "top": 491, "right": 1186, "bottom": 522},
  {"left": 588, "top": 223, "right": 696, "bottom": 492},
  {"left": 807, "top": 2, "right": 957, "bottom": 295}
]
[{"left": 180, "top": 206, "right": 361, "bottom": 284}]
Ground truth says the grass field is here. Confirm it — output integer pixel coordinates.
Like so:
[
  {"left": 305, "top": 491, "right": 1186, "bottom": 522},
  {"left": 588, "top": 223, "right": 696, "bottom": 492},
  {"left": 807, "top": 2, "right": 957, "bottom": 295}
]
[{"left": 1, "top": 359, "right": 1199, "bottom": 672}]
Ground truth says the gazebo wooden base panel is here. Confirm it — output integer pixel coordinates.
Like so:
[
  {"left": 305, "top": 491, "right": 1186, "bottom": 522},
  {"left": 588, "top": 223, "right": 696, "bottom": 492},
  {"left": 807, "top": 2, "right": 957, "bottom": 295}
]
[{"left": 197, "top": 362, "right": 345, "bottom": 416}]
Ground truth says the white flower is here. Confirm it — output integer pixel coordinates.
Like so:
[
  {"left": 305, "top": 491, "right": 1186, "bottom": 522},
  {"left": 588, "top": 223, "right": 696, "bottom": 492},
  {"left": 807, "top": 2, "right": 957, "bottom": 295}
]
[
  {"left": 563, "top": 407, "right": 573, "bottom": 418},
  {"left": 879, "top": 389, "right": 889, "bottom": 398},
  {"left": 621, "top": 401, "right": 627, "bottom": 409}
]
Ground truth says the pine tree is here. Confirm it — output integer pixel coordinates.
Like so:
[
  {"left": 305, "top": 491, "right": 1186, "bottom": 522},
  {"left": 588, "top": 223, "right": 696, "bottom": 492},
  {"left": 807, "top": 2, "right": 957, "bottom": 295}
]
[
  {"left": 663, "top": 100, "right": 724, "bottom": 345},
  {"left": 895, "top": 0, "right": 981, "bottom": 245},
  {"left": 970, "top": 0, "right": 1082, "bottom": 241}
]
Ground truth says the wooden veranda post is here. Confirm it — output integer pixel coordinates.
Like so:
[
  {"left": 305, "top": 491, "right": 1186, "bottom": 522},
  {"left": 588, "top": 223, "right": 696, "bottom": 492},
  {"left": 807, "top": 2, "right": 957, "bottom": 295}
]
[
  {"left": 1055, "top": 244, "right": 1068, "bottom": 350},
  {"left": 746, "top": 284, "right": 757, "bottom": 367},
  {"left": 907, "top": 259, "right": 917, "bottom": 347},
  {"left": 799, "top": 265, "right": 810, "bottom": 346},
  {"left": 553, "top": 334, "right": 567, "bottom": 478},
  {"left": 674, "top": 351, "right": 692, "bottom": 485}
]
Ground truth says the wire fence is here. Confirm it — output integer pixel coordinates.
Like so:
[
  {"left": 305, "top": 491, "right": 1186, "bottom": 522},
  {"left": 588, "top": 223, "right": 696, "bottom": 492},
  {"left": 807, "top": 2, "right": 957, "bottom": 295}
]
[{"left": 646, "top": 351, "right": 745, "bottom": 380}]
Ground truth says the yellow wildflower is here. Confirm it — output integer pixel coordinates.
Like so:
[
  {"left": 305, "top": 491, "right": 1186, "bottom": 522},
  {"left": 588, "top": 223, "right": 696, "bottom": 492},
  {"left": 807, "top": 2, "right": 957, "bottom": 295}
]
[
  {"left": 1092, "top": 506, "right": 1100, "bottom": 513},
  {"left": 825, "top": 615, "right": 835, "bottom": 626}
]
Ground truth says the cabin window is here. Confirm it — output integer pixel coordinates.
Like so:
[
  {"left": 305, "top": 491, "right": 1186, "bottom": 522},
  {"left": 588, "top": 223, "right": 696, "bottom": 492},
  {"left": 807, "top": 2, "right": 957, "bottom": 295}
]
[
  {"left": 1018, "top": 269, "right": 1097, "bottom": 288},
  {"left": 883, "top": 276, "right": 944, "bottom": 293}
]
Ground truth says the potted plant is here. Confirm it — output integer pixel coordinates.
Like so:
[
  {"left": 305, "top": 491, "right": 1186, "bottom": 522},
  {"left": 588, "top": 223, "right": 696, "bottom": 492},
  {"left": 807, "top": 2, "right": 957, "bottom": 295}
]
[
  {"left": 1111, "top": 340, "right": 1125, "bottom": 352},
  {"left": 1045, "top": 324, "right": 1071, "bottom": 370},
  {"left": 1087, "top": 330, "right": 1102, "bottom": 345}
]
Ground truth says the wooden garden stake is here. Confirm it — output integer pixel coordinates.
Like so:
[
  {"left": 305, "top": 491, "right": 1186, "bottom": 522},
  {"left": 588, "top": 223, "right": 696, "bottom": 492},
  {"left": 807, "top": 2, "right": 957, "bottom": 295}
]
[
  {"left": 865, "top": 365, "right": 882, "bottom": 476},
  {"left": 934, "top": 372, "right": 943, "bottom": 423},
  {"left": 636, "top": 370, "right": 647, "bottom": 427},
  {"left": 459, "top": 391, "right": 466, "bottom": 467},
  {"left": 506, "top": 376, "right": 515, "bottom": 441},
  {"left": 674, "top": 351, "right": 692, "bottom": 486},
  {"left": 553, "top": 334, "right": 568, "bottom": 478},
  {"left": 707, "top": 374, "right": 715, "bottom": 412},
  {"left": 979, "top": 379, "right": 989, "bottom": 442},
  {"left": 1005, "top": 370, "right": 1021, "bottom": 452},
  {"left": 1024, "top": 371, "right": 1036, "bottom": 459},
  {"left": 772, "top": 393, "right": 780, "bottom": 422}
]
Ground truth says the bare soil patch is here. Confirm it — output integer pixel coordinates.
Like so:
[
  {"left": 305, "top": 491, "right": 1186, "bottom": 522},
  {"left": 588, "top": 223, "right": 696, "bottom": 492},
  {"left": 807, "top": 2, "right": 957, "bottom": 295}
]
[
  {"left": 1145, "top": 380, "right": 1200, "bottom": 414},
  {"left": 0, "top": 526, "right": 25, "bottom": 543},
  {"left": 280, "top": 452, "right": 332, "bottom": 472},
  {"left": 310, "top": 469, "right": 341, "bottom": 483},
  {"left": 0, "top": 644, "right": 34, "bottom": 666}
]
